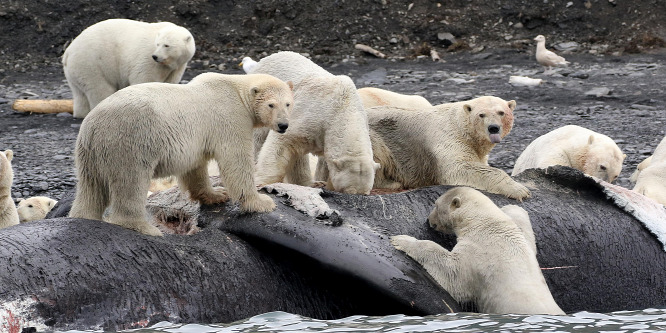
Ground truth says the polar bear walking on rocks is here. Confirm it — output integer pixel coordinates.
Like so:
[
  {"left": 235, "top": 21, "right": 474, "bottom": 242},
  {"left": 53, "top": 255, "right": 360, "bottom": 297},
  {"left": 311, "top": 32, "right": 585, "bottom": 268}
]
[
  {"left": 0, "top": 150, "right": 19, "bottom": 229},
  {"left": 368, "top": 96, "right": 529, "bottom": 200},
  {"left": 633, "top": 136, "right": 666, "bottom": 205},
  {"left": 63, "top": 18, "right": 196, "bottom": 118},
  {"left": 69, "top": 73, "right": 294, "bottom": 236},
  {"left": 391, "top": 187, "right": 565, "bottom": 315},
  {"left": 512, "top": 125, "right": 625, "bottom": 183},
  {"left": 17, "top": 196, "right": 58, "bottom": 223},
  {"left": 357, "top": 87, "right": 432, "bottom": 109}
]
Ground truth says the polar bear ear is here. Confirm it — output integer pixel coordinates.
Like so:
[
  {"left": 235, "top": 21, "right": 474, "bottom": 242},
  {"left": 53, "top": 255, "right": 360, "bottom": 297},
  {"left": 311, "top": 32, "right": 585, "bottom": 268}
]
[
  {"left": 185, "top": 35, "right": 192, "bottom": 43},
  {"left": 49, "top": 200, "right": 57, "bottom": 208},
  {"left": 463, "top": 104, "right": 473, "bottom": 113},
  {"left": 286, "top": 81, "right": 294, "bottom": 91},
  {"left": 622, "top": 154, "right": 627, "bottom": 160},
  {"left": 4, "top": 150, "right": 13, "bottom": 162},
  {"left": 587, "top": 135, "right": 595, "bottom": 145},
  {"left": 373, "top": 162, "right": 381, "bottom": 171},
  {"left": 507, "top": 100, "right": 517, "bottom": 111},
  {"left": 451, "top": 197, "right": 462, "bottom": 209},
  {"left": 250, "top": 86, "right": 260, "bottom": 96}
]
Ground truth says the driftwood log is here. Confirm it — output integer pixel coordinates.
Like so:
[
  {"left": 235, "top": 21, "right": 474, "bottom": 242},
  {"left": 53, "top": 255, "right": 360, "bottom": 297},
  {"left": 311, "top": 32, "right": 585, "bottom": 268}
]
[
  {"left": 2, "top": 167, "right": 666, "bottom": 330},
  {"left": 12, "top": 99, "right": 74, "bottom": 114}
]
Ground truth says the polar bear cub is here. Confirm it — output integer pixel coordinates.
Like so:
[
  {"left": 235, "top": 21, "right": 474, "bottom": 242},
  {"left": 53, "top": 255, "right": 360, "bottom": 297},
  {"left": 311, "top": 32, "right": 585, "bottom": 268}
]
[
  {"left": 391, "top": 187, "right": 564, "bottom": 315},
  {"left": 512, "top": 125, "right": 625, "bottom": 183},
  {"left": 69, "top": 73, "right": 294, "bottom": 236},
  {"left": 633, "top": 136, "right": 666, "bottom": 205},
  {"left": 0, "top": 150, "right": 19, "bottom": 229},
  {"left": 368, "top": 96, "right": 529, "bottom": 200},
  {"left": 63, "top": 18, "right": 196, "bottom": 118},
  {"left": 357, "top": 87, "right": 432, "bottom": 109},
  {"left": 17, "top": 196, "right": 58, "bottom": 222}
]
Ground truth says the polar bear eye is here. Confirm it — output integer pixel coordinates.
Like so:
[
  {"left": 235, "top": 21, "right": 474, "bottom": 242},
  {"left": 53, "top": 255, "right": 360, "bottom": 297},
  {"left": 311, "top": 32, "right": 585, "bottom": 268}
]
[
  {"left": 479, "top": 114, "right": 486, "bottom": 118},
  {"left": 268, "top": 103, "right": 274, "bottom": 108},
  {"left": 164, "top": 44, "right": 170, "bottom": 48},
  {"left": 28, "top": 204, "right": 33, "bottom": 208},
  {"left": 286, "top": 103, "right": 291, "bottom": 107},
  {"left": 600, "top": 165, "right": 607, "bottom": 170},
  {"left": 498, "top": 111, "right": 505, "bottom": 116}
]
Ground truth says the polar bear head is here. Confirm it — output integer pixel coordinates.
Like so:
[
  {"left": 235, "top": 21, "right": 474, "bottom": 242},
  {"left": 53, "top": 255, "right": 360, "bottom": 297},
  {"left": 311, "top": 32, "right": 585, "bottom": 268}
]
[
  {"left": 463, "top": 96, "right": 516, "bottom": 145},
  {"left": 428, "top": 186, "right": 502, "bottom": 233},
  {"left": 582, "top": 135, "right": 625, "bottom": 183},
  {"left": 17, "top": 196, "right": 58, "bottom": 223},
  {"left": 152, "top": 25, "right": 196, "bottom": 70},
  {"left": 250, "top": 75, "right": 294, "bottom": 134},
  {"left": 0, "top": 150, "right": 14, "bottom": 189},
  {"left": 327, "top": 157, "right": 380, "bottom": 195}
]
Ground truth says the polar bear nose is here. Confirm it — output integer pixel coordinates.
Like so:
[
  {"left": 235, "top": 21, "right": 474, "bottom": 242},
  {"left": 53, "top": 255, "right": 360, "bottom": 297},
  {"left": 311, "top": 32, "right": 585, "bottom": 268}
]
[
  {"left": 488, "top": 124, "right": 500, "bottom": 134},
  {"left": 152, "top": 55, "right": 159, "bottom": 62},
  {"left": 277, "top": 123, "right": 289, "bottom": 133}
]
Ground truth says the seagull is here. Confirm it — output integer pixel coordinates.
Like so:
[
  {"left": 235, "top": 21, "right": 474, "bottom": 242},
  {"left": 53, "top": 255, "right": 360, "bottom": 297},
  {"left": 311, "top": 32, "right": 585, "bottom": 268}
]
[
  {"left": 239, "top": 56, "right": 258, "bottom": 74},
  {"left": 534, "top": 35, "right": 570, "bottom": 73}
]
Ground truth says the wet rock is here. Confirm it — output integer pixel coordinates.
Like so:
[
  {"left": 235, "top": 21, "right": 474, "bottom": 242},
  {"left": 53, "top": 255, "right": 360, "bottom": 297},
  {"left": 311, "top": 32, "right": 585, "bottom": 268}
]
[{"left": 437, "top": 32, "right": 455, "bottom": 47}]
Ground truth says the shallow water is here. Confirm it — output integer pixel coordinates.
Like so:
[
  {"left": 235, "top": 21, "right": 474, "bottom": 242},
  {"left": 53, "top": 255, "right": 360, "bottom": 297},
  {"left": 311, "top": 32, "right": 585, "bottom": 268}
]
[{"left": 64, "top": 309, "right": 666, "bottom": 333}]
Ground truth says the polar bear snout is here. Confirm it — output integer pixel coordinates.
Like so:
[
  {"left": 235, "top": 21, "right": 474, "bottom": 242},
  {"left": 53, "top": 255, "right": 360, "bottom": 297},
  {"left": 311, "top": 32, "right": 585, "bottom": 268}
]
[
  {"left": 152, "top": 54, "right": 159, "bottom": 62},
  {"left": 488, "top": 124, "right": 500, "bottom": 134},
  {"left": 277, "top": 122, "right": 289, "bottom": 133}
]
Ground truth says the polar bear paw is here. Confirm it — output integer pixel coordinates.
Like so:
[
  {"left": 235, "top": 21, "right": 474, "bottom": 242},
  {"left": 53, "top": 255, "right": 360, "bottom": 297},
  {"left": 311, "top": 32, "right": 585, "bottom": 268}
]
[
  {"left": 112, "top": 219, "right": 164, "bottom": 237},
  {"left": 196, "top": 187, "right": 230, "bottom": 205},
  {"left": 241, "top": 193, "right": 277, "bottom": 213},
  {"left": 390, "top": 235, "right": 418, "bottom": 252},
  {"left": 505, "top": 182, "right": 531, "bottom": 201}
]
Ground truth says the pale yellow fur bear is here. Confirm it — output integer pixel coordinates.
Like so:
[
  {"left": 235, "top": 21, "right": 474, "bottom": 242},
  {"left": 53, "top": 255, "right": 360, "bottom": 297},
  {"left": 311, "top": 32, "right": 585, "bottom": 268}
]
[
  {"left": 0, "top": 150, "right": 19, "bottom": 229},
  {"left": 69, "top": 73, "right": 294, "bottom": 236},
  {"left": 357, "top": 87, "right": 432, "bottom": 109},
  {"left": 512, "top": 125, "right": 625, "bottom": 183},
  {"left": 633, "top": 136, "right": 666, "bottom": 205},
  {"left": 17, "top": 196, "right": 58, "bottom": 222},
  {"left": 255, "top": 75, "right": 378, "bottom": 194},
  {"left": 367, "top": 96, "right": 529, "bottom": 200},
  {"left": 63, "top": 19, "right": 196, "bottom": 118},
  {"left": 391, "top": 187, "right": 564, "bottom": 315}
]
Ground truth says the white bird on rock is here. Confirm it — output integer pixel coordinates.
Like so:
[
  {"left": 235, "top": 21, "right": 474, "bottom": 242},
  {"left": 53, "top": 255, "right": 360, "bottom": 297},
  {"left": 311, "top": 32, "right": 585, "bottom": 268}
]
[
  {"left": 239, "top": 56, "right": 258, "bottom": 74},
  {"left": 534, "top": 35, "right": 570, "bottom": 73}
]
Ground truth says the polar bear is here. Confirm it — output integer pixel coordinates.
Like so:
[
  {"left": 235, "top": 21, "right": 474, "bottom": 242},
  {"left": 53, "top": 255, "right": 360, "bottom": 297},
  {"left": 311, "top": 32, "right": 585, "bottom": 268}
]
[
  {"left": 367, "top": 96, "right": 529, "bottom": 200},
  {"left": 391, "top": 187, "right": 564, "bottom": 315},
  {"left": 255, "top": 75, "right": 378, "bottom": 194},
  {"left": 0, "top": 150, "right": 19, "bottom": 229},
  {"left": 512, "top": 125, "right": 625, "bottom": 183},
  {"left": 633, "top": 136, "right": 666, "bottom": 205},
  {"left": 357, "top": 87, "right": 432, "bottom": 109},
  {"left": 63, "top": 18, "right": 196, "bottom": 118},
  {"left": 69, "top": 73, "right": 294, "bottom": 236},
  {"left": 17, "top": 196, "right": 58, "bottom": 222}
]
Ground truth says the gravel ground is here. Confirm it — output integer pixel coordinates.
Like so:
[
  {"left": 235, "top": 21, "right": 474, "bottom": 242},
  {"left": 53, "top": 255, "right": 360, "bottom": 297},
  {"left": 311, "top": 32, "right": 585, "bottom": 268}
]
[{"left": 0, "top": 48, "right": 665, "bottom": 204}]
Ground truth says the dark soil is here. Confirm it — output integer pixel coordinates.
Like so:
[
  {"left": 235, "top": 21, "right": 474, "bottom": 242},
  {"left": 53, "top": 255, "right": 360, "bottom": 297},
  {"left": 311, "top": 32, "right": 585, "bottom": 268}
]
[{"left": 0, "top": 0, "right": 665, "bottom": 204}]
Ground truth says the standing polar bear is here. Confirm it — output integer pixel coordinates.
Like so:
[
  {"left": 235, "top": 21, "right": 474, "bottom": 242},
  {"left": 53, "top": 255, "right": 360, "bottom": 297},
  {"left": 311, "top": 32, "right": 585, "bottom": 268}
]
[
  {"left": 512, "top": 125, "right": 625, "bottom": 183},
  {"left": 368, "top": 96, "right": 530, "bottom": 200},
  {"left": 0, "top": 150, "right": 19, "bottom": 229},
  {"left": 391, "top": 187, "right": 564, "bottom": 315},
  {"left": 17, "top": 196, "right": 58, "bottom": 222},
  {"left": 245, "top": 51, "right": 378, "bottom": 194},
  {"left": 69, "top": 73, "right": 294, "bottom": 236},
  {"left": 63, "top": 18, "right": 196, "bottom": 118},
  {"left": 633, "top": 136, "right": 666, "bottom": 205},
  {"left": 357, "top": 87, "right": 432, "bottom": 109}
]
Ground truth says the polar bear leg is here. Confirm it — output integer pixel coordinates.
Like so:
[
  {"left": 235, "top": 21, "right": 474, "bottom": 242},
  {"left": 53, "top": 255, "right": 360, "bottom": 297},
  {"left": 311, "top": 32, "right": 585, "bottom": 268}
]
[
  {"left": 107, "top": 173, "right": 162, "bottom": 236},
  {"left": 255, "top": 132, "right": 297, "bottom": 185},
  {"left": 219, "top": 147, "right": 276, "bottom": 213},
  {"left": 70, "top": 84, "right": 91, "bottom": 119},
  {"left": 69, "top": 174, "right": 108, "bottom": 221},
  {"left": 314, "top": 156, "right": 329, "bottom": 181},
  {"left": 85, "top": 82, "right": 118, "bottom": 115},
  {"left": 284, "top": 154, "right": 313, "bottom": 186},
  {"left": 178, "top": 162, "right": 229, "bottom": 205},
  {"left": 501, "top": 205, "right": 537, "bottom": 254},
  {"left": 442, "top": 162, "right": 530, "bottom": 200}
]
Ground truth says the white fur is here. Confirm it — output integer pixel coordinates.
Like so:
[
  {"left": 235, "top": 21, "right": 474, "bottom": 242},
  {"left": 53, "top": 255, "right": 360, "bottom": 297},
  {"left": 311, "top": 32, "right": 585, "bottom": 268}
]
[
  {"left": 357, "top": 87, "right": 432, "bottom": 109},
  {"left": 0, "top": 150, "right": 19, "bottom": 229},
  {"left": 17, "top": 196, "right": 57, "bottom": 222},
  {"left": 512, "top": 125, "right": 625, "bottom": 183},
  {"left": 63, "top": 19, "right": 196, "bottom": 118},
  {"left": 391, "top": 187, "right": 564, "bottom": 315},
  {"left": 633, "top": 136, "right": 666, "bottom": 205},
  {"left": 69, "top": 73, "right": 294, "bottom": 236},
  {"left": 368, "top": 96, "right": 529, "bottom": 200},
  {"left": 255, "top": 75, "right": 378, "bottom": 194}
]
